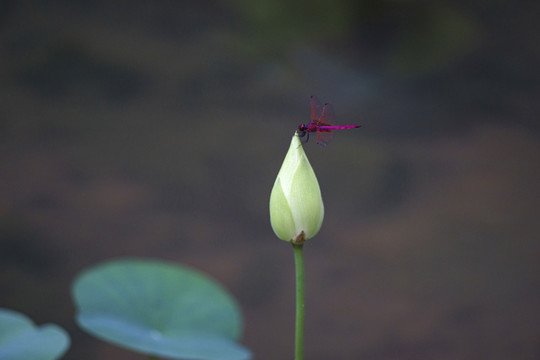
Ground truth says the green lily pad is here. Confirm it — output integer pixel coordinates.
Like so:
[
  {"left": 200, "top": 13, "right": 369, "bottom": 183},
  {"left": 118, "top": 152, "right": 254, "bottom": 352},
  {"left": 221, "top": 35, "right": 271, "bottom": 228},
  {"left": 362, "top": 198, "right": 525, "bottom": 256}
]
[
  {"left": 0, "top": 308, "right": 70, "bottom": 360},
  {"left": 72, "top": 258, "right": 251, "bottom": 360}
]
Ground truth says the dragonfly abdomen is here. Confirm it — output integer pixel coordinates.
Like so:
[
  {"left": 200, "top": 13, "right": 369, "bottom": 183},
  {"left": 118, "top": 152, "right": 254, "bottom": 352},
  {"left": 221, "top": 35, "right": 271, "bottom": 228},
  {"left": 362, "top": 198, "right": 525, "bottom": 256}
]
[{"left": 319, "top": 125, "right": 361, "bottom": 130}]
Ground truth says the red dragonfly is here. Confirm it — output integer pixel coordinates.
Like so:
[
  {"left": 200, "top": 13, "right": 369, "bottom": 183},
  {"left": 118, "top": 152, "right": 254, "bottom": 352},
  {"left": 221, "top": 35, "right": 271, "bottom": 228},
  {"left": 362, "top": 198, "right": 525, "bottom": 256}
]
[{"left": 297, "top": 96, "right": 361, "bottom": 147}]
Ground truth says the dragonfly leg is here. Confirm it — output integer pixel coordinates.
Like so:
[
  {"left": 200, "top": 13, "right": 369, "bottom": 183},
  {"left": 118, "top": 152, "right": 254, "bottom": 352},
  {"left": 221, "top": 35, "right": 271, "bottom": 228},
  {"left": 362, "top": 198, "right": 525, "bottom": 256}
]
[
  {"left": 296, "top": 130, "right": 309, "bottom": 146},
  {"left": 299, "top": 132, "right": 309, "bottom": 145}
]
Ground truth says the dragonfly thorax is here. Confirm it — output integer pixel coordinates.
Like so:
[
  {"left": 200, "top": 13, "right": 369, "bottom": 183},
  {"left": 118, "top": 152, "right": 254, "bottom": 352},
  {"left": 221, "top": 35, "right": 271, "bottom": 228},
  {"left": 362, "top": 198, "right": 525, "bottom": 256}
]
[{"left": 298, "top": 123, "right": 318, "bottom": 133}]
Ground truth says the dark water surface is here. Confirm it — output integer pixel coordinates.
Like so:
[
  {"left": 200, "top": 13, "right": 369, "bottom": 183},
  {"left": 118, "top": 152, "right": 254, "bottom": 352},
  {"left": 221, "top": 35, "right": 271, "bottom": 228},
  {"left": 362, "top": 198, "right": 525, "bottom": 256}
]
[{"left": 1, "top": 1, "right": 539, "bottom": 359}]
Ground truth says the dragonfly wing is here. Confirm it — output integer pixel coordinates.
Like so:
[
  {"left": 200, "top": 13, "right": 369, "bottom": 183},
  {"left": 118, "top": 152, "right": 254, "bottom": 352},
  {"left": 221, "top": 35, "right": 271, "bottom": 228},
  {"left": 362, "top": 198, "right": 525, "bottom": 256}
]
[
  {"left": 319, "top": 102, "right": 336, "bottom": 126},
  {"left": 310, "top": 96, "right": 323, "bottom": 123},
  {"left": 316, "top": 129, "right": 333, "bottom": 147}
]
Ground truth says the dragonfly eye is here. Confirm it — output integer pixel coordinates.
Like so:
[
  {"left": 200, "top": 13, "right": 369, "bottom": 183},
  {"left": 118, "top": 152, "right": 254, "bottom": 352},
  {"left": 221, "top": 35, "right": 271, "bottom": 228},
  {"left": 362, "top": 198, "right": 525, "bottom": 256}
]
[{"left": 298, "top": 124, "right": 306, "bottom": 131}]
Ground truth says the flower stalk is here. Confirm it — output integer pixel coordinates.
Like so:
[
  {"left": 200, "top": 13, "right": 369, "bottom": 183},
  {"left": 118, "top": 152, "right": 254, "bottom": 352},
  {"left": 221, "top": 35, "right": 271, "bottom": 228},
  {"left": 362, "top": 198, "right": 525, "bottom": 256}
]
[{"left": 293, "top": 241, "right": 305, "bottom": 360}]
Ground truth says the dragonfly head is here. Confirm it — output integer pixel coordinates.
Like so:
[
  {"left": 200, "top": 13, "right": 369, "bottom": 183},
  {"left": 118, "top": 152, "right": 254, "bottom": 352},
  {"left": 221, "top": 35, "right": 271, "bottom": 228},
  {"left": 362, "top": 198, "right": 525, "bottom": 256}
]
[{"left": 297, "top": 124, "right": 307, "bottom": 138}]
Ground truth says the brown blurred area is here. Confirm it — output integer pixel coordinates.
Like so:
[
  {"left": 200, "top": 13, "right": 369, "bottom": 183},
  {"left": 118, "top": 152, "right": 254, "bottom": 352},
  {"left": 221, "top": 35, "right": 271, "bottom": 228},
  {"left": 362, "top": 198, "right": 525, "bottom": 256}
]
[{"left": 1, "top": 1, "right": 539, "bottom": 359}]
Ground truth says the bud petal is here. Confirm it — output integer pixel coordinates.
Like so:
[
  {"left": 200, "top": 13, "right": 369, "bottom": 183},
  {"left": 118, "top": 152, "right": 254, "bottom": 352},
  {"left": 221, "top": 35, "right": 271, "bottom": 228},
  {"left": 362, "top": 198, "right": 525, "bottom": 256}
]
[{"left": 269, "top": 134, "right": 324, "bottom": 241}]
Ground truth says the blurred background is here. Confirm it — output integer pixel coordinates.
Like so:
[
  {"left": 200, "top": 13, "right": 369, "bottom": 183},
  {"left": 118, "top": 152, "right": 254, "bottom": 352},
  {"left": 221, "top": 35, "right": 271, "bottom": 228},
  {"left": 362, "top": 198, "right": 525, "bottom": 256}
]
[{"left": 1, "top": 0, "right": 539, "bottom": 359}]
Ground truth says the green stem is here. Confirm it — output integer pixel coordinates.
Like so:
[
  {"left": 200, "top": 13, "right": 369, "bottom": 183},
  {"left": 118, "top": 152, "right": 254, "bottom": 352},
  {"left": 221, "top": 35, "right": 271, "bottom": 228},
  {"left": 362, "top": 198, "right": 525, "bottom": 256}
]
[
  {"left": 148, "top": 355, "right": 159, "bottom": 360},
  {"left": 293, "top": 243, "right": 305, "bottom": 360}
]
